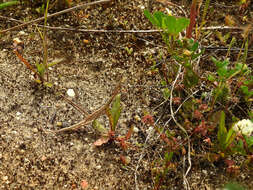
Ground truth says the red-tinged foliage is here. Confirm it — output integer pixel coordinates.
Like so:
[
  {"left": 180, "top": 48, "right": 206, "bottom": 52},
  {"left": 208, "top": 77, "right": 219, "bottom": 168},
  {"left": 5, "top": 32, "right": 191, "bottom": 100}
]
[
  {"left": 172, "top": 97, "right": 181, "bottom": 105},
  {"left": 227, "top": 165, "right": 240, "bottom": 175},
  {"left": 203, "top": 137, "right": 212, "bottom": 145},
  {"left": 175, "top": 84, "right": 184, "bottom": 91},
  {"left": 125, "top": 126, "right": 134, "bottom": 140},
  {"left": 225, "top": 159, "right": 235, "bottom": 167},
  {"left": 116, "top": 137, "right": 129, "bottom": 150},
  {"left": 194, "top": 120, "right": 208, "bottom": 136},
  {"left": 120, "top": 155, "right": 127, "bottom": 165},
  {"left": 239, "top": 0, "right": 251, "bottom": 12},
  {"left": 13, "top": 49, "right": 43, "bottom": 81},
  {"left": 225, "top": 160, "right": 240, "bottom": 175},
  {"left": 142, "top": 114, "right": 155, "bottom": 125},
  {"left": 193, "top": 110, "right": 203, "bottom": 119},
  {"left": 199, "top": 104, "right": 208, "bottom": 111},
  {"left": 160, "top": 133, "right": 174, "bottom": 147}
]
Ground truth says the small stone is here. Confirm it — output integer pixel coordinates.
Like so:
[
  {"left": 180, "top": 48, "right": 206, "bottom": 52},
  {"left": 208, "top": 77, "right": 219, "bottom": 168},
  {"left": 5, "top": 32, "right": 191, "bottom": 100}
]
[
  {"left": 59, "top": 176, "right": 64, "bottom": 182},
  {"left": 56, "top": 122, "right": 63, "bottom": 127},
  {"left": 18, "top": 31, "right": 27, "bottom": 36},
  {"left": 140, "top": 5, "right": 145, "bottom": 9},
  {"left": 134, "top": 115, "right": 141, "bottom": 122},
  {"left": 16, "top": 112, "right": 22, "bottom": 120},
  {"left": 41, "top": 155, "right": 47, "bottom": 161},
  {"left": 202, "top": 170, "right": 207, "bottom": 175},
  {"left": 67, "top": 89, "right": 75, "bottom": 97},
  {"left": 133, "top": 126, "right": 139, "bottom": 133},
  {"left": 32, "top": 128, "right": 38, "bottom": 133},
  {"left": 95, "top": 165, "right": 101, "bottom": 170},
  {"left": 2, "top": 176, "right": 8, "bottom": 181}
]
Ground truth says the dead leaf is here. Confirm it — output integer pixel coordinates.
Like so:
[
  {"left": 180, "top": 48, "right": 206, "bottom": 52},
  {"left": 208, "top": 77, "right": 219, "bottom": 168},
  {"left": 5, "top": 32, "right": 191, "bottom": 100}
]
[{"left": 94, "top": 137, "right": 110, "bottom": 146}]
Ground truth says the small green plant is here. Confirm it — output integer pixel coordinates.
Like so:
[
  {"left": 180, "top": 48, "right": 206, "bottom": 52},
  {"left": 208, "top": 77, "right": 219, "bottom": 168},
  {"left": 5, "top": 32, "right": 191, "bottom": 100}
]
[
  {"left": 13, "top": 0, "right": 61, "bottom": 87},
  {"left": 216, "top": 111, "right": 237, "bottom": 154},
  {"left": 240, "top": 76, "right": 253, "bottom": 101},
  {"left": 125, "top": 47, "right": 133, "bottom": 55},
  {"left": 144, "top": 10, "right": 204, "bottom": 88},
  {"left": 207, "top": 57, "right": 251, "bottom": 106},
  {"left": 93, "top": 94, "right": 134, "bottom": 150}
]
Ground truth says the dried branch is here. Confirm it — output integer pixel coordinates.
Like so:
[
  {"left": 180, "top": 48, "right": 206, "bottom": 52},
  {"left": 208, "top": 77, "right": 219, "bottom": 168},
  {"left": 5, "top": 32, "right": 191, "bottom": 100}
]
[
  {"left": 0, "top": 0, "right": 111, "bottom": 34},
  {"left": 53, "top": 82, "right": 121, "bottom": 133}
]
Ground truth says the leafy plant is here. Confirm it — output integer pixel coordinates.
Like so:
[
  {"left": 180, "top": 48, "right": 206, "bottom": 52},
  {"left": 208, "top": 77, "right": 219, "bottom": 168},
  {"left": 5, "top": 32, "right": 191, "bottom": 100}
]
[
  {"left": 144, "top": 10, "right": 204, "bottom": 89},
  {"left": 216, "top": 111, "right": 237, "bottom": 154},
  {"left": 208, "top": 57, "right": 250, "bottom": 105},
  {"left": 240, "top": 76, "right": 253, "bottom": 101},
  {"left": 93, "top": 94, "right": 134, "bottom": 150}
]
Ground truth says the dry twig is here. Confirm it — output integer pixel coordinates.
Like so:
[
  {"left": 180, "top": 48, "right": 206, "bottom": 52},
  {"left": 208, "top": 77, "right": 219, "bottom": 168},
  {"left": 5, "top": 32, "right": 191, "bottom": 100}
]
[
  {"left": 0, "top": 0, "right": 110, "bottom": 34},
  {"left": 53, "top": 83, "right": 121, "bottom": 133},
  {"left": 169, "top": 64, "right": 191, "bottom": 190}
]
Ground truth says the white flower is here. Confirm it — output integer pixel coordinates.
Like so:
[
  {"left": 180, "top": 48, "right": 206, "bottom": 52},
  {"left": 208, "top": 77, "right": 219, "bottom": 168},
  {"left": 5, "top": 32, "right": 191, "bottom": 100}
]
[{"left": 232, "top": 119, "right": 253, "bottom": 136}]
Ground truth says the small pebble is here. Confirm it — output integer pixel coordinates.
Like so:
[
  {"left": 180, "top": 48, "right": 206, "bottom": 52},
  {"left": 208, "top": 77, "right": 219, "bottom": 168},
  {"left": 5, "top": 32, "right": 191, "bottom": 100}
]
[
  {"left": 133, "top": 126, "right": 139, "bottom": 133},
  {"left": 134, "top": 115, "right": 141, "bottom": 122},
  {"left": 32, "top": 128, "right": 38, "bottom": 133},
  {"left": 16, "top": 112, "right": 22, "bottom": 120},
  {"left": 67, "top": 89, "right": 75, "bottom": 97},
  {"left": 56, "top": 122, "right": 63, "bottom": 127},
  {"left": 18, "top": 31, "right": 27, "bottom": 36}
]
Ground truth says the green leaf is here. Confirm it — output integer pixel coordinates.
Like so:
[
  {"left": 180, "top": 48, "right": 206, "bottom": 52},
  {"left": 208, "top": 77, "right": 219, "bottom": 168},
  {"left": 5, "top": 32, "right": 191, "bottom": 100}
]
[
  {"left": 144, "top": 10, "right": 163, "bottom": 28},
  {"left": 163, "top": 15, "right": 176, "bottom": 34},
  {"left": 0, "top": 1, "right": 19, "bottom": 9},
  {"left": 92, "top": 119, "right": 108, "bottom": 135},
  {"left": 43, "top": 82, "right": 53, "bottom": 88},
  {"left": 208, "top": 74, "right": 216, "bottom": 82},
  {"left": 109, "top": 94, "right": 121, "bottom": 131},
  {"left": 175, "top": 17, "right": 190, "bottom": 34},
  {"left": 35, "top": 63, "right": 45, "bottom": 77},
  {"left": 224, "top": 128, "right": 236, "bottom": 149},
  {"left": 190, "top": 41, "right": 199, "bottom": 52},
  {"left": 48, "top": 58, "right": 65, "bottom": 67},
  {"left": 162, "top": 88, "right": 170, "bottom": 100},
  {"left": 223, "top": 182, "right": 245, "bottom": 190},
  {"left": 153, "top": 11, "right": 164, "bottom": 28},
  {"left": 218, "top": 111, "right": 227, "bottom": 149},
  {"left": 244, "top": 135, "right": 253, "bottom": 148}
]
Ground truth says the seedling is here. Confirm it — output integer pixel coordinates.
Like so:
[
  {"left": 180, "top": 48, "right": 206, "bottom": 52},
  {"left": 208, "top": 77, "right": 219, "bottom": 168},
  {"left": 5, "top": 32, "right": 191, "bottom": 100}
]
[
  {"left": 94, "top": 94, "right": 134, "bottom": 150},
  {"left": 53, "top": 82, "right": 132, "bottom": 150},
  {"left": 13, "top": 0, "right": 61, "bottom": 87},
  {"left": 216, "top": 111, "right": 237, "bottom": 154}
]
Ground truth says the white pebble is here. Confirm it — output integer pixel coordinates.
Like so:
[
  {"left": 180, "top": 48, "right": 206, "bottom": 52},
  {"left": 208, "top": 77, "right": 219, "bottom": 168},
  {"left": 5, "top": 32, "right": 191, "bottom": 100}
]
[{"left": 67, "top": 89, "right": 75, "bottom": 97}]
